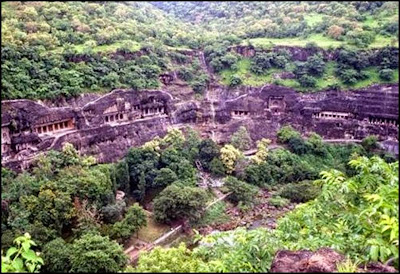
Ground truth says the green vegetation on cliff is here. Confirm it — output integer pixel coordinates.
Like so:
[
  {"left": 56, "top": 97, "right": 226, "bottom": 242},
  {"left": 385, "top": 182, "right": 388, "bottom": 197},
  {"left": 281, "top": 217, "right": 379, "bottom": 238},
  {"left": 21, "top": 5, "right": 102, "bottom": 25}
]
[{"left": 1, "top": 1, "right": 398, "bottom": 100}]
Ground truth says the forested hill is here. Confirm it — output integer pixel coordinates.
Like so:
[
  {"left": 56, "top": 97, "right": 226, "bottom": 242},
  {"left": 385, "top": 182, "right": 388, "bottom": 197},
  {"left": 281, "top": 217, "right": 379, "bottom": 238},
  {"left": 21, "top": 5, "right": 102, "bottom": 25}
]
[
  {"left": 151, "top": 1, "right": 398, "bottom": 45},
  {"left": 1, "top": 1, "right": 200, "bottom": 100},
  {"left": 1, "top": 1, "right": 399, "bottom": 101}
]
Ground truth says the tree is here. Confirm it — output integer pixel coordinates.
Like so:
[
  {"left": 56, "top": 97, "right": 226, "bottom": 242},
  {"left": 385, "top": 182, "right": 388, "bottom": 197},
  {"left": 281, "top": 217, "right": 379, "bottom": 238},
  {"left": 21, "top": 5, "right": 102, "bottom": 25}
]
[
  {"left": 198, "top": 139, "right": 220, "bottom": 171},
  {"left": 230, "top": 126, "right": 252, "bottom": 151},
  {"left": 153, "top": 184, "right": 208, "bottom": 223},
  {"left": 153, "top": 168, "right": 178, "bottom": 187},
  {"left": 252, "top": 138, "right": 271, "bottom": 164},
  {"left": 1, "top": 233, "right": 44, "bottom": 273},
  {"left": 110, "top": 203, "right": 147, "bottom": 242},
  {"left": 224, "top": 176, "right": 258, "bottom": 205},
  {"left": 101, "top": 200, "right": 125, "bottom": 224},
  {"left": 125, "top": 147, "right": 160, "bottom": 200},
  {"left": 210, "top": 158, "right": 226, "bottom": 176},
  {"left": 305, "top": 54, "right": 325, "bottom": 77},
  {"left": 70, "top": 233, "right": 128, "bottom": 273},
  {"left": 42, "top": 238, "right": 71, "bottom": 273},
  {"left": 220, "top": 144, "right": 243, "bottom": 174}
]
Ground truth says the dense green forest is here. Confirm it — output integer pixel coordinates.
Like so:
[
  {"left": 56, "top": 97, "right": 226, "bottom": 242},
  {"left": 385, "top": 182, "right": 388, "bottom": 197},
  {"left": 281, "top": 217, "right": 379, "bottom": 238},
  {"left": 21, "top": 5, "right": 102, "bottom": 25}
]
[{"left": 1, "top": 1, "right": 398, "bottom": 100}]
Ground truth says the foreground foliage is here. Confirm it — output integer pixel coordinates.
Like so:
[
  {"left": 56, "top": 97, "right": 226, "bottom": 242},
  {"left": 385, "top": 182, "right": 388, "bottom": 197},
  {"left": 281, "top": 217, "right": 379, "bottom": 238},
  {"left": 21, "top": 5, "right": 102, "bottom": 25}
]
[
  {"left": 1, "top": 233, "right": 43, "bottom": 273},
  {"left": 133, "top": 156, "right": 399, "bottom": 272}
]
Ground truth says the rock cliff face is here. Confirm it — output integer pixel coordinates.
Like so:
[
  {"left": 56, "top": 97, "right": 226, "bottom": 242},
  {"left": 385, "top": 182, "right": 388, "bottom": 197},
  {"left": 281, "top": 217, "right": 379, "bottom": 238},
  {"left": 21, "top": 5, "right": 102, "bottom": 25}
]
[{"left": 1, "top": 83, "right": 398, "bottom": 171}]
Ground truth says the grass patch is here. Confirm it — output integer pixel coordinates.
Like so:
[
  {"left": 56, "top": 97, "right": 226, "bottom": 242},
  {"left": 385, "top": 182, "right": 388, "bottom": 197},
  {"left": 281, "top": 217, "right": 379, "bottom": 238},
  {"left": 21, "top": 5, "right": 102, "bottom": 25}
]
[
  {"left": 246, "top": 33, "right": 397, "bottom": 50},
  {"left": 50, "top": 40, "right": 141, "bottom": 54},
  {"left": 247, "top": 34, "right": 345, "bottom": 49},
  {"left": 369, "top": 35, "right": 397, "bottom": 48},
  {"left": 137, "top": 212, "right": 170, "bottom": 243},
  {"left": 194, "top": 201, "right": 231, "bottom": 227}
]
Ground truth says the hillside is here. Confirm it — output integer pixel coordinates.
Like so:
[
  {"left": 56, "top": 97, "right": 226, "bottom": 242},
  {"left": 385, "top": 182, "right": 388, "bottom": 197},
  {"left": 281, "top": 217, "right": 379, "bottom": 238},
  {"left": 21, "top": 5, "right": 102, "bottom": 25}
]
[{"left": 1, "top": 1, "right": 399, "bottom": 100}]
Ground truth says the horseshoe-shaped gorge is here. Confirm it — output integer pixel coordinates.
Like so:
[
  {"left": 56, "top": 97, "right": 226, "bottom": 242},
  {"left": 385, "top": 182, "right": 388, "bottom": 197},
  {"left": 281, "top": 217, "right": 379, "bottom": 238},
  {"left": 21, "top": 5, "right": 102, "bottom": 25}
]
[{"left": 1, "top": 2, "right": 399, "bottom": 273}]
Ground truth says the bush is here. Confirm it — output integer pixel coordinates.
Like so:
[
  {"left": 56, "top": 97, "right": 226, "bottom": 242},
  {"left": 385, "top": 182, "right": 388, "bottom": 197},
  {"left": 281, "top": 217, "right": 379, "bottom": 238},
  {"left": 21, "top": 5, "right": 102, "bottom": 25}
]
[
  {"left": 278, "top": 180, "right": 321, "bottom": 203},
  {"left": 153, "top": 184, "right": 208, "bottom": 223},
  {"left": 298, "top": 75, "right": 317, "bottom": 88},
  {"left": 229, "top": 74, "right": 242, "bottom": 87},
  {"left": 101, "top": 201, "right": 125, "bottom": 224},
  {"left": 268, "top": 196, "right": 290, "bottom": 208},
  {"left": 379, "top": 68, "right": 394, "bottom": 81},
  {"left": 210, "top": 157, "right": 226, "bottom": 176},
  {"left": 224, "top": 176, "right": 258, "bottom": 205},
  {"left": 361, "top": 135, "right": 379, "bottom": 152},
  {"left": 287, "top": 137, "right": 312, "bottom": 155},
  {"left": 277, "top": 125, "right": 301, "bottom": 143},
  {"left": 153, "top": 168, "right": 178, "bottom": 187},
  {"left": 42, "top": 238, "right": 72, "bottom": 272},
  {"left": 110, "top": 203, "right": 146, "bottom": 242}
]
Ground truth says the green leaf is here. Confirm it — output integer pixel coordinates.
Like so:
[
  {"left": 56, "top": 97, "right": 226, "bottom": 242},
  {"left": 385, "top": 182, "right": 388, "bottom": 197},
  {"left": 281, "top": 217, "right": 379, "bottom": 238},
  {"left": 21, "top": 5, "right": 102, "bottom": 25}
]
[
  {"left": 21, "top": 249, "right": 37, "bottom": 261},
  {"left": 22, "top": 241, "right": 30, "bottom": 252},
  {"left": 12, "top": 257, "right": 24, "bottom": 271},
  {"left": 5, "top": 247, "right": 18, "bottom": 258},
  {"left": 370, "top": 245, "right": 379, "bottom": 261},
  {"left": 390, "top": 229, "right": 397, "bottom": 242}
]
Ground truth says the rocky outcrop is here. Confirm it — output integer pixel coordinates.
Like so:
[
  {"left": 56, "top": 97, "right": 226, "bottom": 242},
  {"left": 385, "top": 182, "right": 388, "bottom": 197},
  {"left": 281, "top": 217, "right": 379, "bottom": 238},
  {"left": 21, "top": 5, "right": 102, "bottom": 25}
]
[
  {"left": 270, "top": 248, "right": 397, "bottom": 273},
  {"left": 230, "top": 45, "right": 399, "bottom": 63},
  {"left": 2, "top": 84, "right": 398, "bottom": 171}
]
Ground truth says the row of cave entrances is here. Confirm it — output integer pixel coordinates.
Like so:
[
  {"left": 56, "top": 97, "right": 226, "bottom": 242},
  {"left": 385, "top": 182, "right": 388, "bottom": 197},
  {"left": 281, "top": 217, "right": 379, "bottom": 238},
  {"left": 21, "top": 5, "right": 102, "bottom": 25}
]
[
  {"left": 369, "top": 116, "right": 399, "bottom": 126},
  {"left": 232, "top": 110, "right": 250, "bottom": 117},
  {"left": 104, "top": 113, "right": 125, "bottom": 123},
  {"left": 312, "top": 112, "right": 351, "bottom": 119},
  {"left": 103, "top": 107, "right": 166, "bottom": 124},
  {"left": 34, "top": 120, "right": 74, "bottom": 135}
]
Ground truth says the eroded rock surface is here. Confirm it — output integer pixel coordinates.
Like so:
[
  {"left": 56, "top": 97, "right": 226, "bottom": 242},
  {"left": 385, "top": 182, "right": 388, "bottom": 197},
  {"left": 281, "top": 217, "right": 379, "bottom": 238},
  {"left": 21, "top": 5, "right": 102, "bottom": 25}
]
[{"left": 2, "top": 83, "right": 398, "bottom": 171}]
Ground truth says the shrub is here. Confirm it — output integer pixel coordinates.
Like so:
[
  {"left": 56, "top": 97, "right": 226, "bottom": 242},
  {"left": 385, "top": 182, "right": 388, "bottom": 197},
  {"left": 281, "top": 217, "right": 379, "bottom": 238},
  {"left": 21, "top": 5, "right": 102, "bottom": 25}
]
[
  {"left": 278, "top": 180, "right": 321, "bottom": 203},
  {"left": 153, "top": 168, "right": 178, "bottom": 187},
  {"left": 298, "top": 75, "right": 317, "bottom": 88},
  {"left": 110, "top": 203, "right": 146, "bottom": 242},
  {"left": 287, "top": 137, "right": 312, "bottom": 155},
  {"left": 224, "top": 176, "right": 258, "bottom": 205},
  {"left": 210, "top": 157, "right": 226, "bottom": 176},
  {"left": 379, "top": 68, "right": 393, "bottom": 81},
  {"left": 361, "top": 135, "right": 379, "bottom": 152},
  {"left": 268, "top": 196, "right": 289, "bottom": 208},
  {"left": 277, "top": 125, "right": 301, "bottom": 143},
  {"left": 153, "top": 184, "right": 208, "bottom": 223},
  {"left": 229, "top": 74, "right": 242, "bottom": 87}
]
